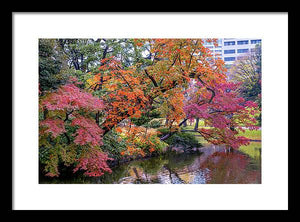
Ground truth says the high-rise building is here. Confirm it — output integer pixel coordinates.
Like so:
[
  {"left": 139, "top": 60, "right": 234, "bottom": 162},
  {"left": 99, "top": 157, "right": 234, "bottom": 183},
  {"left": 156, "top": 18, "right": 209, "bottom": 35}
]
[
  {"left": 222, "top": 38, "right": 261, "bottom": 69},
  {"left": 204, "top": 38, "right": 262, "bottom": 69}
]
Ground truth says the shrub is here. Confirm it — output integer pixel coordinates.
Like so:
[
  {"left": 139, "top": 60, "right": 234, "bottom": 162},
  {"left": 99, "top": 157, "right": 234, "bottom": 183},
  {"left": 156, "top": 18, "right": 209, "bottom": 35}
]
[
  {"left": 101, "top": 129, "right": 127, "bottom": 160},
  {"left": 157, "top": 127, "right": 202, "bottom": 149},
  {"left": 165, "top": 132, "right": 202, "bottom": 149},
  {"left": 157, "top": 127, "right": 170, "bottom": 135}
]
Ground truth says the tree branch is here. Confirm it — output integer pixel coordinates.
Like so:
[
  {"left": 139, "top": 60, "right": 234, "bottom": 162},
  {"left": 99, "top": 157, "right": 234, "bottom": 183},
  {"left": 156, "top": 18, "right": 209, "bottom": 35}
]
[
  {"left": 144, "top": 69, "right": 158, "bottom": 87},
  {"left": 160, "top": 75, "right": 215, "bottom": 141}
]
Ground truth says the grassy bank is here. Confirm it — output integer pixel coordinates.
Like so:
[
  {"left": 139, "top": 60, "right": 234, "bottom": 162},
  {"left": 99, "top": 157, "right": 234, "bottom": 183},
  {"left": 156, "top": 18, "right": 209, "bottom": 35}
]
[
  {"left": 239, "top": 141, "right": 261, "bottom": 160},
  {"left": 181, "top": 120, "right": 261, "bottom": 144},
  {"left": 237, "top": 129, "right": 261, "bottom": 140}
]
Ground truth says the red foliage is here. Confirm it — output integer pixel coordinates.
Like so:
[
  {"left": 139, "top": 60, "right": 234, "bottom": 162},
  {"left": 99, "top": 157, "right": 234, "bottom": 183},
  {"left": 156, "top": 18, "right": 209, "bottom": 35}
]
[
  {"left": 73, "top": 148, "right": 113, "bottom": 177},
  {"left": 71, "top": 116, "right": 104, "bottom": 146},
  {"left": 184, "top": 81, "right": 259, "bottom": 149},
  {"left": 40, "top": 118, "right": 66, "bottom": 138},
  {"left": 41, "top": 83, "right": 104, "bottom": 112},
  {"left": 39, "top": 79, "right": 108, "bottom": 177}
]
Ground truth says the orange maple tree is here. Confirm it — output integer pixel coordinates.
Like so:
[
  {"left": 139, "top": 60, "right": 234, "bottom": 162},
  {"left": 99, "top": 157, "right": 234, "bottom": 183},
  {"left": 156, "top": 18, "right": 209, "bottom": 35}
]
[
  {"left": 39, "top": 38, "right": 260, "bottom": 177},
  {"left": 85, "top": 38, "right": 250, "bottom": 155},
  {"left": 89, "top": 39, "right": 227, "bottom": 130}
]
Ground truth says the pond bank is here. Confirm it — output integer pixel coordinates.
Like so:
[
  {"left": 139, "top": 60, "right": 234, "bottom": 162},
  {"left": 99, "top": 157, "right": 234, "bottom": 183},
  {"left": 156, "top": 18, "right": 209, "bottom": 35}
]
[
  {"left": 102, "top": 142, "right": 261, "bottom": 184},
  {"left": 107, "top": 144, "right": 204, "bottom": 168},
  {"left": 39, "top": 136, "right": 261, "bottom": 184},
  {"left": 39, "top": 141, "right": 261, "bottom": 184}
]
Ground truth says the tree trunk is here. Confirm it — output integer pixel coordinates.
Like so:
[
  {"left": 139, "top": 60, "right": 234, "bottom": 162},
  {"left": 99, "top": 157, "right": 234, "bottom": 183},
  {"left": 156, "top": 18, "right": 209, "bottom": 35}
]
[
  {"left": 95, "top": 111, "right": 100, "bottom": 125},
  {"left": 194, "top": 118, "right": 199, "bottom": 131}
]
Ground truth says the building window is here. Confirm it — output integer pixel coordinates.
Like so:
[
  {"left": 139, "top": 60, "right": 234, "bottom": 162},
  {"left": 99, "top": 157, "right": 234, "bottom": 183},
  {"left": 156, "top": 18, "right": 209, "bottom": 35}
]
[
  {"left": 224, "top": 49, "right": 235, "bottom": 54},
  {"left": 237, "top": 40, "right": 249, "bottom": 45},
  {"left": 224, "top": 57, "right": 236, "bottom": 61},
  {"left": 237, "top": 48, "right": 249, "bottom": 53},
  {"left": 224, "top": 41, "right": 235, "bottom": 46},
  {"left": 251, "top": 39, "right": 261, "bottom": 44}
]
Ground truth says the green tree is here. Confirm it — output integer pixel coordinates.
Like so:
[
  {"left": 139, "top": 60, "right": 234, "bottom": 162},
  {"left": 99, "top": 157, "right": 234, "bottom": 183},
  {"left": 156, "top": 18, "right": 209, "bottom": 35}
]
[
  {"left": 56, "top": 38, "right": 150, "bottom": 90},
  {"left": 39, "top": 39, "right": 67, "bottom": 92},
  {"left": 229, "top": 44, "right": 261, "bottom": 102},
  {"left": 229, "top": 44, "right": 261, "bottom": 125}
]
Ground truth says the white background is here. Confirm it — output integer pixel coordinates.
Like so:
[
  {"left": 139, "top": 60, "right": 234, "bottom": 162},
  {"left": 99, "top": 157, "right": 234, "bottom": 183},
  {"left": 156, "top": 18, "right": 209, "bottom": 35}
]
[{"left": 13, "top": 12, "right": 288, "bottom": 210}]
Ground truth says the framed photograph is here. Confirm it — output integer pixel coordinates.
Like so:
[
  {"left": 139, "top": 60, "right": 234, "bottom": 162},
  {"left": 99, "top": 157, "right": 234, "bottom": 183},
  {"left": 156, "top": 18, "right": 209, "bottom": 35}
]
[{"left": 12, "top": 12, "right": 288, "bottom": 211}]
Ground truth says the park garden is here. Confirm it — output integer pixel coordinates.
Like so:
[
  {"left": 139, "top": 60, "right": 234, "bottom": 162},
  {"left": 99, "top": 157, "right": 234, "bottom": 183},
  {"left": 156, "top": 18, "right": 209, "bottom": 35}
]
[{"left": 39, "top": 38, "right": 261, "bottom": 184}]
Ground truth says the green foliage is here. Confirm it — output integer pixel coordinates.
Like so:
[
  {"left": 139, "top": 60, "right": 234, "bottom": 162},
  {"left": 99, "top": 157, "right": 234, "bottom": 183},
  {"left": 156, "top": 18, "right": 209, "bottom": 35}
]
[
  {"left": 39, "top": 38, "right": 155, "bottom": 93},
  {"left": 256, "top": 113, "right": 261, "bottom": 126},
  {"left": 130, "top": 109, "right": 161, "bottom": 126},
  {"left": 138, "top": 135, "right": 167, "bottom": 154},
  {"left": 39, "top": 132, "right": 77, "bottom": 176},
  {"left": 101, "top": 129, "right": 127, "bottom": 160},
  {"left": 157, "top": 127, "right": 170, "bottom": 135},
  {"left": 166, "top": 133, "right": 202, "bottom": 149},
  {"left": 39, "top": 39, "right": 67, "bottom": 92},
  {"left": 39, "top": 144, "right": 51, "bottom": 165},
  {"left": 157, "top": 127, "right": 202, "bottom": 149},
  {"left": 237, "top": 80, "right": 261, "bottom": 104},
  {"left": 229, "top": 44, "right": 262, "bottom": 126}
]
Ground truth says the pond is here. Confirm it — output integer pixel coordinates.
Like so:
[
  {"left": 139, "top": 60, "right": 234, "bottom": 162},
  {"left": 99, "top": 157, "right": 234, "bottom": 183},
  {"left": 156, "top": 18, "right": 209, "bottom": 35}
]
[{"left": 39, "top": 142, "right": 261, "bottom": 184}]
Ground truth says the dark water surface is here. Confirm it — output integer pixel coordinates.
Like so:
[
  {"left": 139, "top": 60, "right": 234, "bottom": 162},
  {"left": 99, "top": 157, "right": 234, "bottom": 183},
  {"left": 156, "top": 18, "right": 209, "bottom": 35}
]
[{"left": 40, "top": 142, "right": 261, "bottom": 184}]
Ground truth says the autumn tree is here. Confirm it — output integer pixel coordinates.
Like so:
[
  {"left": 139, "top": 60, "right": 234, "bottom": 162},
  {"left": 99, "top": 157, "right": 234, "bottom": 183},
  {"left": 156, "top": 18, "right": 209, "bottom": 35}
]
[
  {"left": 39, "top": 77, "right": 112, "bottom": 177},
  {"left": 39, "top": 38, "right": 260, "bottom": 178},
  {"left": 39, "top": 38, "right": 154, "bottom": 177},
  {"left": 87, "top": 38, "right": 259, "bottom": 151},
  {"left": 184, "top": 81, "right": 259, "bottom": 149}
]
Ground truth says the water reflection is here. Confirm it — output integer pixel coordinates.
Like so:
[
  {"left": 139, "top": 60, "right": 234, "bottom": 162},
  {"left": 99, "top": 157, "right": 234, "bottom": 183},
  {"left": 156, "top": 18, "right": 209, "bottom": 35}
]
[{"left": 40, "top": 143, "right": 261, "bottom": 184}]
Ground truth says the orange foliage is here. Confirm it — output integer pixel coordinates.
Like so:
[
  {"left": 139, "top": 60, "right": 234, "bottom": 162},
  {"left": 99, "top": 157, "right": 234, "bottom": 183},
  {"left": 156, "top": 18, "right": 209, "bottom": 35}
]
[
  {"left": 119, "top": 125, "right": 160, "bottom": 157},
  {"left": 91, "top": 39, "right": 227, "bottom": 133}
]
